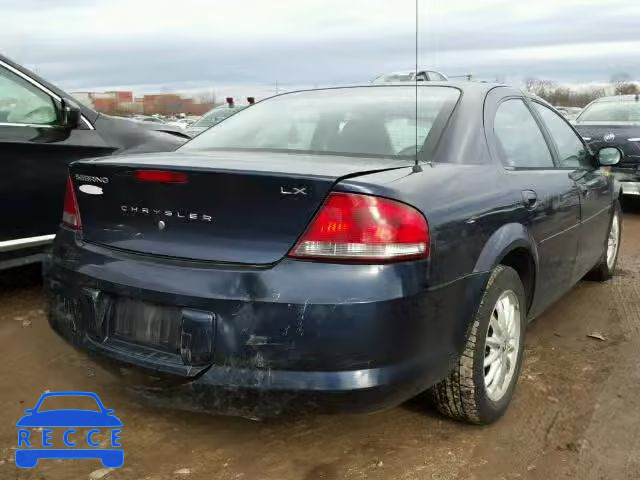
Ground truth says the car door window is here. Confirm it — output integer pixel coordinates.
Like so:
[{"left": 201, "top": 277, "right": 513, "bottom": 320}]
[
  {"left": 0, "top": 67, "right": 57, "bottom": 125},
  {"left": 494, "top": 99, "right": 554, "bottom": 168},
  {"left": 533, "top": 102, "right": 591, "bottom": 169}
]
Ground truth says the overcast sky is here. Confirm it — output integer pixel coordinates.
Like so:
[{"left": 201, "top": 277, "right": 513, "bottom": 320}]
[{"left": 2, "top": 0, "right": 640, "bottom": 97}]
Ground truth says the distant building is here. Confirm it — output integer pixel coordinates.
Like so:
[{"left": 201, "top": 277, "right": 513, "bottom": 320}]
[
  {"left": 118, "top": 101, "right": 144, "bottom": 114},
  {"left": 106, "top": 91, "right": 134, "bottom": 104},
  {"left": 142, "top": 94, "right": 213, "bottom": 115},
  {"left": 91, "top": 92, "right": 118, "bottom": 114},
  {"left": 71, "top": 90, "right": 134, "bottom": 114},
  {"left": 71, "top": 92, "right": 93, "bottom": 107},
  {"left": 71, "top": 90, "right": 215, "bottom": 116}
]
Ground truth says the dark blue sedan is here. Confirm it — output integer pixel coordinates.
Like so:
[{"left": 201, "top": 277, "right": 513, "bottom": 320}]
[{"left": 44, "top": 83, "right": 621, "bottom": 424}]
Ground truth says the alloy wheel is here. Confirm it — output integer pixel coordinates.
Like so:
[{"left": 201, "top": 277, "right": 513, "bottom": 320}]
[
  {"left": 484, "top": 290, "right": 521, "bottom": 402},
  {"left": 606, "top": 211, "right": 620, "bottom": 270}
]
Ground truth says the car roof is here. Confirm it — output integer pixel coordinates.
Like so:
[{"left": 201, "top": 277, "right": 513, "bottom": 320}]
[{"left": 267, "top": 82, "right": 516, "bottom": 101}]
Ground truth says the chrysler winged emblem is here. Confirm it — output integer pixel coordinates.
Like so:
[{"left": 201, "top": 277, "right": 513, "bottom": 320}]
[{"left": 603, "top": 132, "right": 616, "bottom": 142}]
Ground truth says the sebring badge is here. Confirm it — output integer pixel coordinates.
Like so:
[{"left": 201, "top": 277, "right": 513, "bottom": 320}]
[
  {"left": 604, "top": 132, "right": 616, "bottom": 142},
  {"left": 75, "top": 174, "right": 109, "bottom": 184}
]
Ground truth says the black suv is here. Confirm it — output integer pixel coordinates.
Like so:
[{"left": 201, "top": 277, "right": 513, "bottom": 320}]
[{"left": 0, "top": 55, "right": 187, "bottom": 270}]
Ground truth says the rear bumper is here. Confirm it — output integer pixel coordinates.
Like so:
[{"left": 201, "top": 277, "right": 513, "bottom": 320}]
[{"left": 44, "top": 228, "right": 488, "bottom": 415}]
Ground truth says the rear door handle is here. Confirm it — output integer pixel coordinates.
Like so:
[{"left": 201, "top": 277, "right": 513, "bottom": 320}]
[{"left": 522, "top": 190, "right": 538, "bottom": 210}]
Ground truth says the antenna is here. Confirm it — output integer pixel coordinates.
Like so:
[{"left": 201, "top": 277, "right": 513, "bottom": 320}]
[{"left": 413, "top": 0, "right": 423, "bottom": 172}]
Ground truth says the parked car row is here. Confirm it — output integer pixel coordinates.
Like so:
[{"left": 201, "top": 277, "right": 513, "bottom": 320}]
[
  {"left": 554, "top": 106, "right": 582, "bottom": 121},
  {"left": 184, "top": 97, "right": 253, "bottom": 137},
  {"left": 371, "top": 69, "right": 449, "bottom": 83}
]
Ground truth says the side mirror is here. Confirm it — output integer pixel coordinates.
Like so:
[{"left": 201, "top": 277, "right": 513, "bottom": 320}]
[
  {"left": 61, "top": 100, "right": 81, "bottom": 129},
  {"left": 598, "top": 147, "right": 621, "bottom": 166}
]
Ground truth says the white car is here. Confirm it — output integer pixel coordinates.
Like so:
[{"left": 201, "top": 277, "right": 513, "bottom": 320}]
[{"left": 372, "top": 70, "right": 448, "bottom": 84}]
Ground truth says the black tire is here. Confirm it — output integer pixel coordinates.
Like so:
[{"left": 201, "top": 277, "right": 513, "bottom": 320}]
[
  {"left": 586, "top": 201, "right": 622, "bottom": 282},
  {"left": 430, "top": 265, "right": 527, "bottom": 424}
]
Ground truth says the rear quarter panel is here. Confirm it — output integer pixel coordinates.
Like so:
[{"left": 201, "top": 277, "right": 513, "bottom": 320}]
[
  {"left": 337, "top": 163, "right": 528, "bottom": 286},
  {"left": 337, "top": 162, "right": 531, "bottom": 364}
]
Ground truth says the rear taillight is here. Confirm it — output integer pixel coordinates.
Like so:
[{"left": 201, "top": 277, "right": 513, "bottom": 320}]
[
  {"left": 62, "top": 176, "right": 81, "bottom": 230},
  {"left": 289, "top": 192, "right": 429, "bottom": 261}
]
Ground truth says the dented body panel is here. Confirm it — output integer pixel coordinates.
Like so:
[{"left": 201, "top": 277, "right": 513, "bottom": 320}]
[{"left": 44, "top": 227, "right": 488, "bottom": 414}]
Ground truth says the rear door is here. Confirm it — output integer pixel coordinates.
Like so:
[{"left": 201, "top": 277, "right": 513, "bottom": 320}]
[
  {"left": 532, "top": 101, "right": 612, "bottom": 279},
  {"left": 487, "top": 95, "right": 581, "bottom": 312},
  {"left": 0, "top": 62, "right": 115, "bottom": 244}
]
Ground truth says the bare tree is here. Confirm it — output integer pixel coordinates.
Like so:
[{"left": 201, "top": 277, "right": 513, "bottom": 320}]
[
  {"left": 611, "top": 73, "right": 639, "bottom": 96},
  {"left": 524, "top": 77, "right": 541, "bottom": 92},
  {"left": 195, "top": 89, "right": 217, "bottom": 105},
  {"left": 524, "top": 77, "right": 606, "bottom": 108},
  {"left": 524, "top": 78, "right": 557, "bottom": 101}
]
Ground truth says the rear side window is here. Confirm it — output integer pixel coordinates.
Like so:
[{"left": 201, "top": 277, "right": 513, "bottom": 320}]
[
  {"left": 494, "top": 99, "right": 554, "bottom": 168},
  {"left": 533, "top": 103, "right": 591, "bottom": 169}
]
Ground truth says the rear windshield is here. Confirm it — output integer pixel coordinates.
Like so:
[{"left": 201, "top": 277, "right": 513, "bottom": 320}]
[
  {"left": 578, "top": 100, "right": 640, "bottom": 123},
  {"left": 181, "top": 86, "right": 460, "bottom": 160}
]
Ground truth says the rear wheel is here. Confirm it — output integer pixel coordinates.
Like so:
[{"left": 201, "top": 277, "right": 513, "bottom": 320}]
[
  {"left": 430, "top": 265, "right": 526, "bottom": 424},
  {"left": 586, "top": 202, "right": 622, "bottom": 282}
]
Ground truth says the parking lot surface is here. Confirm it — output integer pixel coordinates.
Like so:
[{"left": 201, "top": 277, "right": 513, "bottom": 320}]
[{"left": 1, "top": 207, "right": 640, "bottom": 480}]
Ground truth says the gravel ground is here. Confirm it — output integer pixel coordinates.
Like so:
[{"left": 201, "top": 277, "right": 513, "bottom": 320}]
[{"left": 1, "top": 206, "right": 640, "bottom": 480}]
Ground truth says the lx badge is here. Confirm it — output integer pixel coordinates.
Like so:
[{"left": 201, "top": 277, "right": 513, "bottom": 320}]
[{"left": 281, "top": 186, "right": 308, "bottom": 196}]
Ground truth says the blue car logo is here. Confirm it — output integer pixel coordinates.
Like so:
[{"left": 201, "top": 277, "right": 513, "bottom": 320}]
[{"left": 15, "top": 391, "right": 123, "bottom": 469}]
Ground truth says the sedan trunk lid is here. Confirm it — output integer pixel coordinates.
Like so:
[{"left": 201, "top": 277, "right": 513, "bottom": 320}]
[{"left": 70, "top": 151, "right": 410, "bottom": 264}]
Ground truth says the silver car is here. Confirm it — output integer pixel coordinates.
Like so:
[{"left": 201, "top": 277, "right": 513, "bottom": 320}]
[{"left": 372, "top": 70, "right": 448, "bottom": 83}]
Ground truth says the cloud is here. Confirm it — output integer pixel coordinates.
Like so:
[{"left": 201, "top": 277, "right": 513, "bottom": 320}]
[{"left": 1, "top": 0, "right": 639, "bottom": 94}]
